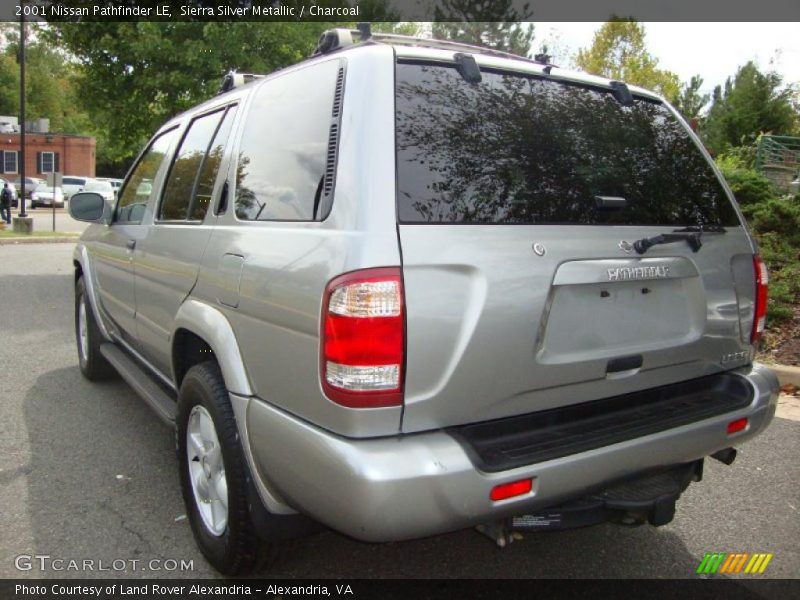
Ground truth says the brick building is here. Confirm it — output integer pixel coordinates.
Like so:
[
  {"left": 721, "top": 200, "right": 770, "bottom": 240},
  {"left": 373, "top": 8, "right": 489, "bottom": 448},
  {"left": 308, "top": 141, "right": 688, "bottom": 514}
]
[{"left": 0, "top": 133, "right": 96, "bottom": 179}]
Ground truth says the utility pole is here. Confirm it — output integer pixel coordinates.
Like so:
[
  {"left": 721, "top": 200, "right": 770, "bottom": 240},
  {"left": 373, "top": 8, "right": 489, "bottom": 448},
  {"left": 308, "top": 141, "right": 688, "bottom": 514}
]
[{"left": 19, "top": 9, "right": 27, "bottom": 218}]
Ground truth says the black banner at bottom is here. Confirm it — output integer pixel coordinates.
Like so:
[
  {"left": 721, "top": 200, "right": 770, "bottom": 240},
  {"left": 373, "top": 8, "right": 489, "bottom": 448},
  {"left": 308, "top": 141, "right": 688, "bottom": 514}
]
[{"left": 2, "top": 579, "right": 798, "bottom": 600}]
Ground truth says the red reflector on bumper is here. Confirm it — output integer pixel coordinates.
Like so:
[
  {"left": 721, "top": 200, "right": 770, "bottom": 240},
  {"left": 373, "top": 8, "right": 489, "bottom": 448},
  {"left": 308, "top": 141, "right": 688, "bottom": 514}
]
[
  {"left": 490, "top": 479, "right": 532, "bottom": 501},
  {"left": 727, "top": 418, "right": 748, "bottom": 435}
]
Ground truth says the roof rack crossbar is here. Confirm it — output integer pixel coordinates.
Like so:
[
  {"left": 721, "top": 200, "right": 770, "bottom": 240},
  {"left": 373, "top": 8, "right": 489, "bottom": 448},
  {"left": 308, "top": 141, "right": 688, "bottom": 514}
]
[
  {"left": 218, "top": 72, "right": 266, "bottom": 94},
  {"left": 311, "top": 25, "right": 555, "bottom": 69}
]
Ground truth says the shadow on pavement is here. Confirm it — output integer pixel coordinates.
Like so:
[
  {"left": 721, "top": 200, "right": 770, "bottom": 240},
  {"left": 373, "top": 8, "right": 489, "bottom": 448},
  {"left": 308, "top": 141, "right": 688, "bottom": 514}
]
[{"left": 22, "top": 367, "right": 720, "bottom": 579}]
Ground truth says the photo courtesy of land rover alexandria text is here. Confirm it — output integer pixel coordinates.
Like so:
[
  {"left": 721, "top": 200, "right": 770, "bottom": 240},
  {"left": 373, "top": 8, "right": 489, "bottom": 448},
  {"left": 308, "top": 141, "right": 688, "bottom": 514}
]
[{"left": 68, "top": 28, "right": 779, "bottom": 574}]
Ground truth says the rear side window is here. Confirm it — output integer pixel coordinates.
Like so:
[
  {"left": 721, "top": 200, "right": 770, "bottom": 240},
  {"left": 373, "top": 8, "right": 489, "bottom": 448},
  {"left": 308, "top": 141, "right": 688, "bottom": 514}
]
[
  {"left": 116, "top": 128, "right": 178, "bottom": 224},
  {"left": 234, "top": 59, "right": 342, "bottom": 222},
  {"left": 395, "top": 63, "right": 739, "bottom": 227},
  {"left": 160, "top": 106, "right": 237, "bottom": 222}
]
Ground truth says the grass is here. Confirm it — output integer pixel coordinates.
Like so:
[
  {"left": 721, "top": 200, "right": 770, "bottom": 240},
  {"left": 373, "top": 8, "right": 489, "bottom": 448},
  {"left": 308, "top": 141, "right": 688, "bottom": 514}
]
[{"left": 0, "top": 229, "right": 80, "bottom": 238}]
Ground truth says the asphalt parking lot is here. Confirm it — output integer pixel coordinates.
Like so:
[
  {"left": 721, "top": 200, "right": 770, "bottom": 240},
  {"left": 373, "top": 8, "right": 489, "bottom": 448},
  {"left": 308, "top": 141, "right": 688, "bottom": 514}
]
[{"left": 1, "top": 243, "right": 798, "bottom": 580}]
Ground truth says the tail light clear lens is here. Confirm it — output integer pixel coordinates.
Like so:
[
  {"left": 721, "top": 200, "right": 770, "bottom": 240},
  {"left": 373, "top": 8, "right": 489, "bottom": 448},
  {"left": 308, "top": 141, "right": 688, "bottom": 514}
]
[
  {"left": 751, "top": 255, "right": 769, "bottom": 344},
  {"left": 321, "top": 267, "right": 404, "bottom": 408}
]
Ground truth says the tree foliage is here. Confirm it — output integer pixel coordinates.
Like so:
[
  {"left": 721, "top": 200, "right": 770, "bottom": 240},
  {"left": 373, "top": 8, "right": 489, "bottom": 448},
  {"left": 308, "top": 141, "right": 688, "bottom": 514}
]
[
  {"left": 575, "top": 19, "right": 680, "bottom": 102},
  {"left": 701, "top": 61, "right": 797, "bottom": 154},
  {"left": 47, "top": 22, "right": 332, "bottom": 174},
  {"left": 674, "top": 75, "right": 710, "bottom": 121},
  {"left": 432, "top": 1, "right": 535, "bottom": 56},
  {"left": 0, "top": 23, "right": 91, "bottom": 134}
]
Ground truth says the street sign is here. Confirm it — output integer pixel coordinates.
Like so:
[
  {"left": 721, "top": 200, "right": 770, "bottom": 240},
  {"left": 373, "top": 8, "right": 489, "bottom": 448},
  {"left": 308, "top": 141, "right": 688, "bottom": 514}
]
[
  {"left": 46, "top": 172, "right": 62, "bottom": 232},
  {"left": 46, "top": 172, "right": 63, "bottom": 188}
]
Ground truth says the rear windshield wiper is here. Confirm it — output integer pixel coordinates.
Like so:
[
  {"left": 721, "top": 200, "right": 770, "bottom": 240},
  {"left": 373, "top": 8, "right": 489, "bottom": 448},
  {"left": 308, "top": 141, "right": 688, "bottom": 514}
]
[
  {"left": 634, "top": 224, "right": 726, "bottom": 254},
  {"left": 672, "top": 224, "right": 727, "bottom": 234}
]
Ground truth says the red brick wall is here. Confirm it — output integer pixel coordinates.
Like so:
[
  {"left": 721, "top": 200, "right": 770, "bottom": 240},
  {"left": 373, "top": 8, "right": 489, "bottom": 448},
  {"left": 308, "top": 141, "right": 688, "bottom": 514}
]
[{"left": 0, "top": 134, "right": 96, "bottom": 178}]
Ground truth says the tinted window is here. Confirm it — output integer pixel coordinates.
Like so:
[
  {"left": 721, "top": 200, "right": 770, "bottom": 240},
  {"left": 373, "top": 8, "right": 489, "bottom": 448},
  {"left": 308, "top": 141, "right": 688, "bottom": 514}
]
[
  {"left": 191, "top": 105, "right": 237, "bottom": 220},
  {"left": 63, "top": 177, "right": 85, "bottom": 185},
  {"left": 116, "top": 128, "right": 177, "bottom": 224},
  {"left": 160, "top": 109, "right": 226, "bottom": 221},
  {"left": 396, "top": 63, "right": 739, "bottom": 226},
  {"left": 235, "top": 60, "right": 340, "bottom": 221}
]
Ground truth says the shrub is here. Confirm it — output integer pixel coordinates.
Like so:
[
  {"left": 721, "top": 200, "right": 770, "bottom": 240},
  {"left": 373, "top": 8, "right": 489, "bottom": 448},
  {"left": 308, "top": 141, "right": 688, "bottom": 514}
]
[
  {"left": 748, "top": 200, "right": 800, "bottom": 324},
  {"left": 716, "top": 155, "right": 776, "bottom": 207}
]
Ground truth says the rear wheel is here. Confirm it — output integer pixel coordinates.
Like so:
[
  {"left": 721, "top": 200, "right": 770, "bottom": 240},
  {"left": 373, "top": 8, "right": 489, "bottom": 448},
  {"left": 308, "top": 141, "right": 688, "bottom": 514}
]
[
  {"left": 176, "top": 361, "right": 261, "bottom": 575},
  {"left": 75, "top": 276, "right": 115, "bottom": 380}
]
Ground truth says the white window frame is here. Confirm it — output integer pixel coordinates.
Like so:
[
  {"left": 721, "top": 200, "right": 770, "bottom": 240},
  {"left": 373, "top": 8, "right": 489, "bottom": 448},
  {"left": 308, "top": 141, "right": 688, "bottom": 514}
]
[
  {"left": 3, "top": 151, "right": 18, "bottom": 174},
  {"left": 41, "top": 151, "right": 55, "bottom": 173}
]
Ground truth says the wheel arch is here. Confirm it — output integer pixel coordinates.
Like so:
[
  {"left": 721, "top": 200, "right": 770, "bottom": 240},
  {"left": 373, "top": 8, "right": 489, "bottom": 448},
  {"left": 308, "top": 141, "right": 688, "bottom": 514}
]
[
  {"left": 73, "top": 244, "right": 112, "bottom": 342},
  {"left": 171, "top": 299, "right": 253, "bottom": 396}
]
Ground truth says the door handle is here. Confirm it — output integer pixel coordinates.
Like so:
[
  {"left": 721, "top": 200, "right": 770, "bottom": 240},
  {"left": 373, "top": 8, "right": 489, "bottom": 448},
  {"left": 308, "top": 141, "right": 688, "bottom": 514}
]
[{"left": 126, "top": 239, "right": 136, "bottom": 250}]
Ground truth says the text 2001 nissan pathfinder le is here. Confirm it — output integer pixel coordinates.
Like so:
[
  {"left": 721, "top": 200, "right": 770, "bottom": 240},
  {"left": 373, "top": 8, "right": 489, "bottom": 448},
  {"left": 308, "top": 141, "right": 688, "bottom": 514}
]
[{"left": 68, "top": 28, "right": 779, "bottom": 574}]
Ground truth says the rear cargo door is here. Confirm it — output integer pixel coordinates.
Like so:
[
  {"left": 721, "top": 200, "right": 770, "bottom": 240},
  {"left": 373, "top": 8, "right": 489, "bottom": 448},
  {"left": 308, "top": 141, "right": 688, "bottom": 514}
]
[{"left": 395, "top": 61, "right": 757, "bottom": 433}]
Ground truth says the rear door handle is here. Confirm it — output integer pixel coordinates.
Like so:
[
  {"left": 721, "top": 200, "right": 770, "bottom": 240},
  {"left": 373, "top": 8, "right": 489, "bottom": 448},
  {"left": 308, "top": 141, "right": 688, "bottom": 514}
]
[{"left": 126, "top": 239, "right": 136, "bottom": 250}]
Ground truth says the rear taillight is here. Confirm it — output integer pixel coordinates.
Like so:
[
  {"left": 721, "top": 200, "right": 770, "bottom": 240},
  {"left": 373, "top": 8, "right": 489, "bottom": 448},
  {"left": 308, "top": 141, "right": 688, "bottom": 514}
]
[
  {"left": 490, "top": 479, "right": 533, "bottom": 502},
  {"left": 321, "top": 267, "right": 404, "bottom": 408},
  {"left": 751, "top": 255, "right": 769, "bottom": 344}
]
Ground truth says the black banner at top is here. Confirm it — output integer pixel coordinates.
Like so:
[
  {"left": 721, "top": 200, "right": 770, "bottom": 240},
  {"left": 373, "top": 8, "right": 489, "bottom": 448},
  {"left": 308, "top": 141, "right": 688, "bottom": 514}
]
[{"left": 3, "top": 0, "right": 800, "bottom": 22}]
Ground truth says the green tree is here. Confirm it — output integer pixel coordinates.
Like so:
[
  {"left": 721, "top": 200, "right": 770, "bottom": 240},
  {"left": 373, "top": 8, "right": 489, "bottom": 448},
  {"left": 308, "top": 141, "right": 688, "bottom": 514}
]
[
  {"left": 701, "top": 61, "right": 797, "bottom": 153},
  {"left": 47, "top": 22, "right": 333, "bottom": 174},
  {"left": 432, "top": 1, "right": 535, "bottom": 56},
  {"left": 0, "top": 23, "right": 90, "bottom": 133},
  {"left": 674, "top": 75, "right": 710, "bottom": 121},
  {"left": 575, "top": 19, "right": 680, "bottom": 102}
]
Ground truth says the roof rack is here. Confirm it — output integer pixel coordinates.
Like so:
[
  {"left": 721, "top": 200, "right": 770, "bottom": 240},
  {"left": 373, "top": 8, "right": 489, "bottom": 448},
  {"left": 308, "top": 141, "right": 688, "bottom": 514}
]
[
  {"left": 218, "top": 72, "right": 266, "bottom": 94},
  {"left": 312, "top": 23, "right": 555, "bottom": 69}
]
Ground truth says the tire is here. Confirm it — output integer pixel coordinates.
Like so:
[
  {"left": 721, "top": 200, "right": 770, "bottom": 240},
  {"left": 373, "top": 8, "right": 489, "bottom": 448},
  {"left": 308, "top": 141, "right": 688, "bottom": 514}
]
[
  {"left": 75, "top": 276, "right": 115, "bottom": 380},
  {"left": 176, "top": 361, "right": 261, "bottom": 575}
]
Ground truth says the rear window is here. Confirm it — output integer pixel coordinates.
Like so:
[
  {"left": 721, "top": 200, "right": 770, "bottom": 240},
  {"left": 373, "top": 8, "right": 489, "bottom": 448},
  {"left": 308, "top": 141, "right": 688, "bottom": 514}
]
[
  {"left": 395, "top": 63, "right": 739, "bottom": 226},
  {"left": 63, "top": 177, "right": 86, "bottom": 185}
]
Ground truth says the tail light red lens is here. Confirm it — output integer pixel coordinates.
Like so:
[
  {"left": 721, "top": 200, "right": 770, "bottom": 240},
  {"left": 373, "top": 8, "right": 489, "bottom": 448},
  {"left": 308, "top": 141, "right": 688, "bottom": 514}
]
[
  {"left": 321, "top": 267, "right": 404, "bottom": 408},
  {"left": 751, "top": 255, "right": 769, "bottom": 344},
  {"left": 727, "top": 418, "right": 748, "bottom": 435},
  {"left": 490, "top": 479, "right": 533, "bottom": 502}
]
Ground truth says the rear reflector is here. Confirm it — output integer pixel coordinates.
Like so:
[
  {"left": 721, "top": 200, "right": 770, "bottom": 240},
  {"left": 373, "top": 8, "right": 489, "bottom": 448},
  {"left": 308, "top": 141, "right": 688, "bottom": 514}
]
[
  {"left": 727, "top": 418, "right": 748, "bottom": 435},
  {"left": 321, "top": 267, "right": 404, "bottom": 408},
  {"left": 490, "top": 479, "right": 533, "bottom": 502},
  {"left": 751, "top": 255, "right": 769, "bottom": 344}
]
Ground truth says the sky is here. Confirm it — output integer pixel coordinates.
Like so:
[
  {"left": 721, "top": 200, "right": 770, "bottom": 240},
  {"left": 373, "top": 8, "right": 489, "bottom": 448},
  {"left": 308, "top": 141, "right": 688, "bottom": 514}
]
[{"left": 538, "top": 22, "right": 800, "bottom": 98}]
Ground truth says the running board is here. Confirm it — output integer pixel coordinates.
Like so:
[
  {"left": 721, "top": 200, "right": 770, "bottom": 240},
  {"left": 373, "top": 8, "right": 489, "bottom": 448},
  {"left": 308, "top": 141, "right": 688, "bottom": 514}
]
[{"left": 100, "top": 343, "right": 177, "bottom": 425}]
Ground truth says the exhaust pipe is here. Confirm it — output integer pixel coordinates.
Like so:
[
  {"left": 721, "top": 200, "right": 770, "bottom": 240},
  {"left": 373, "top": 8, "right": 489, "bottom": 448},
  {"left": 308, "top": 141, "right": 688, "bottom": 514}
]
[{"left": 711, "top": 448, "right": 737, "bottom": 465}]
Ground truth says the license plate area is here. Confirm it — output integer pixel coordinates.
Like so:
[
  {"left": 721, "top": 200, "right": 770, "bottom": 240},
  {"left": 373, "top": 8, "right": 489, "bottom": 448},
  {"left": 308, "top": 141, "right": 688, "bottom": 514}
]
[{"left": 539, "top": 277, "right": 705, "bottom": 364}]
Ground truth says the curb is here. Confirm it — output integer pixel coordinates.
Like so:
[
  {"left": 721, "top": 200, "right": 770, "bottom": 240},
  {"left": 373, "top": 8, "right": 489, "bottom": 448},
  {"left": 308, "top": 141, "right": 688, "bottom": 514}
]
[
  {"left": 770, "top": 364, "right": 800, "bottom": 387},
  {"left": 0, "top": 236, "right": 80, "bottom": 245}
]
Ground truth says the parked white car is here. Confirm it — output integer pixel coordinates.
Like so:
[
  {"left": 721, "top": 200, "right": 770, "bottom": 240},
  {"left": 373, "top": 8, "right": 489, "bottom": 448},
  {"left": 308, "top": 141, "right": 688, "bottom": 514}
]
[
  {"left": 84, "top": 179, "right": 115, "bottom": 202},
  {"left": 30, "top": 183, "right": 65, "bottom": 208},
  {"left": 62, "top": 176, "right": 91, "bottom": 201},
  {"left": 96, "top": 177, "right": 123, "bottom": 198}
]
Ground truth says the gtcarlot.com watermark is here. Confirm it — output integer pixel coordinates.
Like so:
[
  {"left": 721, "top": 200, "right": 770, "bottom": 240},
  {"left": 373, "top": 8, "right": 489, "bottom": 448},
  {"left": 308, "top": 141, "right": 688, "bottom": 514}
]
[{"left": 15, "top": 554, "right": 194, "bottom": 573}]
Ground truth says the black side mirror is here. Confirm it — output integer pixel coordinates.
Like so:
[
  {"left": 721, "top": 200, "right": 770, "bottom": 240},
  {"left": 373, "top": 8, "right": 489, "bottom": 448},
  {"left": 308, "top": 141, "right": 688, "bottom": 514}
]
[{"left": 69, "top": 192, "right": 109, "bottom": 224}]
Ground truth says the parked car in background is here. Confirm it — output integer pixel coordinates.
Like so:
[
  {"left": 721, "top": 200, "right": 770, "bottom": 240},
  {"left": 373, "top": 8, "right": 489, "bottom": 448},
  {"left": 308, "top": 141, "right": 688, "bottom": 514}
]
[
  {"left": 62, "top": 176, "right": 91, "bottom": 201},
  {"left": 97, "top": 177, "right": 123, "bottom": 198},
  {"left": 84, "top": 179, "right": 115, "bottom": 203},
  {"left": 30, "top": 183, "right": 64, "bottom": 208},
  {"left": 0, "top": 177, "right": 20, "bottom": 207},
  {"left": 12, "top": 176, "right": 46, "bottom": 202}
]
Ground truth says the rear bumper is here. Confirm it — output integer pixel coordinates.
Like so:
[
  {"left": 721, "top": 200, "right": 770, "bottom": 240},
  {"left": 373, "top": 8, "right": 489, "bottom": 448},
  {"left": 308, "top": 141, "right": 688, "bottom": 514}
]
[{"left": 243, "top": 363, "right": 779, "bottom": 542}]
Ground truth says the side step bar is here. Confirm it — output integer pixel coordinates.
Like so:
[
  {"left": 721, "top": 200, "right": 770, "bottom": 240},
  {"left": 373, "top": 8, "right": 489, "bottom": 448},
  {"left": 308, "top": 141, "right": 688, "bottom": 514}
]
[{"left": 100, "top": 343, "right": 177, "bottom": 425}]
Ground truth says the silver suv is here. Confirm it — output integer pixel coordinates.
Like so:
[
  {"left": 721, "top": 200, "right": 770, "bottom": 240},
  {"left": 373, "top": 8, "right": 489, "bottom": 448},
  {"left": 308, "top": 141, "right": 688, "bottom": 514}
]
[{"left": 69, "top": 29, "right": 779, "bottom": 575}]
